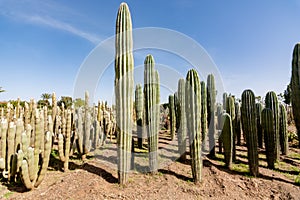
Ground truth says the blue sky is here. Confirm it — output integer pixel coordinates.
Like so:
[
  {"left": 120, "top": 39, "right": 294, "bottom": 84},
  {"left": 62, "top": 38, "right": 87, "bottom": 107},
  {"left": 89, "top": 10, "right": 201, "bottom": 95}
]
[{"left": 0, "top": 0, "right": 299, "bottom": 104}]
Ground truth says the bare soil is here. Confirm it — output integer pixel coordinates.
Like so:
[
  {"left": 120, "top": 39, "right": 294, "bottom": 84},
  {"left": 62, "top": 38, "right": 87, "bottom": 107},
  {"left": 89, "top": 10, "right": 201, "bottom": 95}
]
[{"left": 1, "top": 128, "right": 300, "bottom": 200}]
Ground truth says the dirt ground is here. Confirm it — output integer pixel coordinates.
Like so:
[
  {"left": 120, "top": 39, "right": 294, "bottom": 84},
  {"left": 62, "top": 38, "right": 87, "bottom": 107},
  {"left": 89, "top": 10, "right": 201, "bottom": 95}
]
[{"left": 1, "top": 128, "right": 300, "bottom": 200}]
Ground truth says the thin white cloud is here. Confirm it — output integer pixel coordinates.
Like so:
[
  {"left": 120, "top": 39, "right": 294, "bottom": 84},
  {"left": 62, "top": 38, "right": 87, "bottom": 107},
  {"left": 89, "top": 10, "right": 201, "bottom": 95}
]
[
  {"left": 25, "top": 15, "right": 102, "bottom": 44},
  {"left": 0, "top": 0, "right": 103, "bottom": 44}
]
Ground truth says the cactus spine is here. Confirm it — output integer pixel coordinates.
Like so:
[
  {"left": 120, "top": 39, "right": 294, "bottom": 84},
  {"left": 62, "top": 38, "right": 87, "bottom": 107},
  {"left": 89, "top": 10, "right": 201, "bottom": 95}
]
[
  {"left": 115, "top": 2, "right": 134, "bottom": 184},
  {"left": 200, "top": 81, "right": 207, "bottom": 151},
  {"left": 144, "top": 55, "right": 160, "bottom": 173},
  {"left": 265, "top": 91, "right": 280, "bottom": 161},
  {"left": 291, "top": 43, "right": 300, "bottom": 147},
  {"left": 221, "top": 113, "right": 233, "bottom": 169},
  {"left": 185, "top": 69, "right": 202, "bottom": 183},
  {"left": 135, "top": 84, "right": 144, "bottom": 149},
  {"left": 177, "top": 79, "right": 187, "bottom": 161},
  {"left": 261, "top": 108, "right": 276, "bottom": 169},
  {"left": 241, "top": 90, "right": 259, "bottom": 177},
  {"left": 256, "top": 102, "right": 263, "bottom": 148},
  {"left": 279, "top": 104, "right": 288, "bottom": 155},
  {"left": 169, "top": 95, "right": 176, "bottom": 141}
]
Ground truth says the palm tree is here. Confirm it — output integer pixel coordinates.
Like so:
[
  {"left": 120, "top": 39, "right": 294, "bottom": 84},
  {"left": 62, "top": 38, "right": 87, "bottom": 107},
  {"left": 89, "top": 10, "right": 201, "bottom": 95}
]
[
  {"left": 0, "top": 87, "right": 5, "bottom": 93},
  {"left": 41, "top": 93, "right": 52, "bottom": 101}
]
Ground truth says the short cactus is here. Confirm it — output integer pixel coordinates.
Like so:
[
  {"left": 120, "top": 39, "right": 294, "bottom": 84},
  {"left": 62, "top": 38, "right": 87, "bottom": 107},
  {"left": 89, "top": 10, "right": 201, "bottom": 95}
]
[
  {"left": 256, "top": 102, "right": 263, "bottom": 148},
  {"left": 135, "top": 84, "right": 144, "bottom": 149},
  {"left": 221, "top": 113, "right": 233, "bottom": 169}
]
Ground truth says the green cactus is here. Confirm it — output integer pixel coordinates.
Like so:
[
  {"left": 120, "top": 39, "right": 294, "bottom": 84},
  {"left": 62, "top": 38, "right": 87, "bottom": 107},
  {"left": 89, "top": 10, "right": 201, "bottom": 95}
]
[
  {"left": 115, "top": 2, "right": 134, "bottom": 184},
  {"left": 144, "top": 55, "right": 160, "bottom": 173},
  {"left": 255, "top": 102, "right": 263, "bottom": 148},
  {"left": 135, "top": 84, "right": 144, "bottom": 149},
  {"left": 58, "top": 110, "right": 72, "bottom": 171},
  {"left": 19, "top": 111, "right": 53, "bottom": 189},
  {"left": 261, "top": 108, "right": 276, "bottom": 169},
  {"left": 265, "top": 91, "right": 280, "bottom": 161},
  {"left": 226, "top": 96, "right": 236, "bottom": 162},
  {"left": 200, "top": 81, "right": 207, "bottom": 151},
  {"left": 185, "top": 69, "right": 202, "bottom": 183},
  {"left": 291, "top": 43, "right": 300, "bottom": 147},
  {"left": 83, "top": 91, "right": 91, "bottom": 159},
  {"left": 234, "top": 102, "right": 241, "bottom": 146},
  {"left": 7, "top": 121, "right": 16, "bottom": 180},
  {"left": 0, "top": 119, "right": 7, "bottom": 170},
  {"left": 221, "top": 113, "right": 233, "bottom": 169},
  {"left": 279, "top": 103, "right": 288, "bottom": 155},
  {"left": 216, "top": 104, "right": 224, "bottom": 153},
  {"left": 223, "top": 92, "right": 228, "bottom": 110},
  {"left": 207, "top": 74, "right": 216, "bottom": 158},
  {"left": 241, "top": 89, "right": 259, "bottom": 177},
  {"left": 169, "top": 95, "right": 176, "bottom": 141},
  {"left": 177, "top": 79, "right": 187, "bottom": 161}
]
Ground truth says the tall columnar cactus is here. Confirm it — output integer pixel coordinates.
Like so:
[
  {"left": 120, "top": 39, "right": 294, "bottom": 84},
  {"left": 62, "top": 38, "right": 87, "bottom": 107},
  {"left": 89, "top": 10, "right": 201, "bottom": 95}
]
[
  {"left": 144, "top": 55, "right": 160, "bottom": 173},
  {"left": 279, "top": 103, "right": 288, "bottom": 155},
  {"left": 223, "top": 92, "right": 228, "bottom": 110},
  {"left": 291, "top": 43, "right": 300, "bottom": 147},
  {"left": 241, "top": 90, "right": 259, "bottom": 177},
  {"left": 58, "top": 110, "right": 72, "bottom": 171},
  {"left": 216, "top": 104, "right": 224, "bottom": 153},
  {"left": 207, "top": 74, "right": 216, "bottom": 158},
  {"left": 169, "top": 95, "right": 176, "bottom": 141},
  {"left": 185, "top": 69, "right": 202, "bottom": 183},
  {"left": 265, "top": 91, "right": 280, "bottom": 161},
  {"left": 0, "top": 119, "right": 8, "bottom": 170},
  {"left": 234, "top": 102, "right": 241, "bottom": 146},
  {"left": 83, "top": 91, "right": 91, "bottom": 159},
  {"left": 135, "top": 84, "right": 144, "bottom": 149},
  {"left": 115, "top": 2, "right": 134, "bottom": 184},
  {"left": 261, "top": 108, "right": 276, "bottom": 169},
  {"left": 177, "top": 79, "right": 187, "bottom": 161},
  {"left": 255, "top": 102, "right": 263, "bottom": 148},
  {"left": 221, "top": 113, "right": 233, "bottom": 169},
  {"left": 226, "top": 96, "right": 236, "bottom": 162},
  {"left": 200, "top": 81, "right": 207, "bottom": 151},
  {"left": 52, "top": 92, "right": 57, "bottom": 131}
]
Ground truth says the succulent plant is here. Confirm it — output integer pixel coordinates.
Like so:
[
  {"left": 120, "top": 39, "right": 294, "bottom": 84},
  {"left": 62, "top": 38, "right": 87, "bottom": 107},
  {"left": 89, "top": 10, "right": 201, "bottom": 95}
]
[
  {"left": 241, "top": 89, "right": 259, "bottom": 177},
  {"left": 234, "top": 101, "right": 241, "bottom": 146},
  {"left": 207, "top": 74, "right": 216, "bottom": 158},
  {"left": 185, "top": 69, "right": 202, "bottom": 183},
  {"left": 226, "top": 96, "right": 236, "bottom": 162},
  {"left": 115, "top": 2, "right": 134, "bottom": 184},
  {"left": 177, "top": 79, "right": 187, "bottom": 161},
  {"left": 144, "top": 55, "right": 160, "bottom": 173},
  {"left": 169, "top": 95, "right": 176, "bottom": 141},
  {"left": 256, "top": 102, "right": 263, "bottom": 148},
  {"left": 221, "top": 113, "right": 233, "bottom": 169},
  {"left": 290, "top": 43, "right": 300, "bottom": 147},
  {"left": 135, "top": 84, "right": 144, "bottom": 149},
  {"left": 261, "top": 108, "right": 276, "bottom": 169},
  {"left": 265, "top": 91, "right": 280, "bottom": 161},
  {"left": 279, "top": 103, "right": 288, "bottom": 155},
  {"left": 200, "top": 81, "right": 207, "bottom": 151}
]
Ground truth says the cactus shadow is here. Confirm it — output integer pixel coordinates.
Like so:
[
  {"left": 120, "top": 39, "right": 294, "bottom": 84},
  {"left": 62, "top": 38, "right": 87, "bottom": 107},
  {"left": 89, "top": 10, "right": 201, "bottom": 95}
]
[
  {"left": 81, "top": 163, "right": 118, "bottom": 184},
  {"left": 158, "top": 169, "right": 193, "bottom": 182}
]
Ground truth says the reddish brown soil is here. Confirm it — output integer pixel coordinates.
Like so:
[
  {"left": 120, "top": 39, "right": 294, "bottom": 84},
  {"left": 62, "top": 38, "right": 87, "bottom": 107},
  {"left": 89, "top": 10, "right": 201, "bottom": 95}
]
[{"left": 1, "top": 129, "right": 300, "bottom": 200}]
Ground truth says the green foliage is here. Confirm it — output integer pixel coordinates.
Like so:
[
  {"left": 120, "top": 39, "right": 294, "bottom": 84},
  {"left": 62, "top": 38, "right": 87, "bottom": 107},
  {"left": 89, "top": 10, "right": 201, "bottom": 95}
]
[
  {"left": 283, "top": 84, "right": 291, "bottom": 105},
  {"left": 73, "top": 98, "right": 85, "bottom": 108},
  {"left": 58, "top": 96, "right": 73, "bottom": 108}
]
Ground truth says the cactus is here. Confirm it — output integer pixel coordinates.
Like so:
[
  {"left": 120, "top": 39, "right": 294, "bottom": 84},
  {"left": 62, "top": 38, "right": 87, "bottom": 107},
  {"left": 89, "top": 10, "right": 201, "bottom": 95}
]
[
  {"left": 83, "top": 91, "right": 91, "bottom": 159},
  {"left": 0, "top": 119, "right": 8, "bottom": 170},
  {"left": 226, "top": 96, "right": 236, "bottom": 162},
  {"left": 221, "top": 113, "right": 233, "bottom": 169},
  {"left": 177, "top": 79, "right": 187, "bottom": 161},
  {"left": 279, "top": 104, "right": 288, "bottom": 155},
  {"left": 223, "top": 92, "right": 228, "bottom": 110},
  {"left": 144, "top": 55, "right": 160, "bottom": 173},
  {"left": 255, "top": 102, "right": 263, "bottom": 148},
  {"left": 291, "top": 43, "right": 300, "bottom": 147},
  {"left": 265, "top": 91, "right": 280, "bottom": 161},
  {"left": 216, "top": 104, "right": 224, "bottom": 153},
  {"left": 135, "top": 84, "right": 144, "bottom": 149},
  {"left": 185, "top": 69, "right": 202, "bottom": 183},
  {"left": 19, "top": 112, "right": 53, "bottom": 189},
  {"left": 207, "top": 74, "right": 216, "bottom": 158},
  {"left": 200, "top": 81, "right": 207, "bottom": 151},
  {"left": 58, "top": 110, "right": 72, "bottom": 171},
  {"left": 261, "top": 108, "right": 276, "bottom": 169},
  {"left": 169, "top": 95, "right": 176, "bottom": 141},
  {"left": 115, "top": 2, "right": 134, "bottom": 184},
  {"left": 241, "top": 89, "right": 259, "bottom": 177},
  {"left": 234, "top": 102, "right": 242, "bottom": 146}
]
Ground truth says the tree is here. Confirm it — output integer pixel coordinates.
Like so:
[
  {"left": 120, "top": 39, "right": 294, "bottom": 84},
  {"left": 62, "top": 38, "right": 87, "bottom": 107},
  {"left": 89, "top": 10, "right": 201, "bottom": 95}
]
[
  {"left": 58, "top": 96, "right": 72, "bottom": 108},
  {"left": 283, "top": 84, "right": 291, "bottom": 105},
  {"left": 40, "top": 93, "right": 52, "bottom": 107},
  {"left": 0, "top": 87, "right": 5, "bottom": 93}
]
